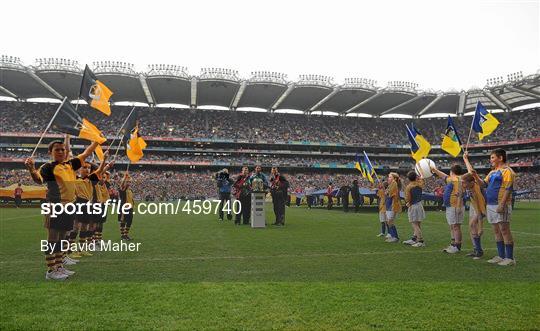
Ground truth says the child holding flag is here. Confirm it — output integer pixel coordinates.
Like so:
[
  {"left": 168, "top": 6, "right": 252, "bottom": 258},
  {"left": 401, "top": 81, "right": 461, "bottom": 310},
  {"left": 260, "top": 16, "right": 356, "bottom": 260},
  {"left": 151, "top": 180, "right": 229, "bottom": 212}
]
[
  {"left": 464, "top": 149, "right": 516, "bottom": 266},
  {"left": 431, "top": 164, "right": 466, "bottom": 254},
  {"left": 376, "top": 181, "right": 388, "bottom": 237},
  {"left": 385, "top": 172, "right": 402, "bottom": 243},
  {"left": 403, "top": 171, "right": 426, "bottom": 247}
]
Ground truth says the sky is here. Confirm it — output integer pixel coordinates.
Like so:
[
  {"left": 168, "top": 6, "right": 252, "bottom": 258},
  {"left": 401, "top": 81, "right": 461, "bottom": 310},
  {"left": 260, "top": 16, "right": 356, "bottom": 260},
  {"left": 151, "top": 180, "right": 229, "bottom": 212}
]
[{"left": 1, "top": 0, "right": 539, "bottom": 91}]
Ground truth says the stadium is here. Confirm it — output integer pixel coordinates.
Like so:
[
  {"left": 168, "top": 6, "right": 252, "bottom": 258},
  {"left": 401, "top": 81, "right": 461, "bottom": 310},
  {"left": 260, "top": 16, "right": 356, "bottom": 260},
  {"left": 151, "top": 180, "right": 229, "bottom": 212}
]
[{"left": 1, "top": 1, "right": 539, "bottom": 330}]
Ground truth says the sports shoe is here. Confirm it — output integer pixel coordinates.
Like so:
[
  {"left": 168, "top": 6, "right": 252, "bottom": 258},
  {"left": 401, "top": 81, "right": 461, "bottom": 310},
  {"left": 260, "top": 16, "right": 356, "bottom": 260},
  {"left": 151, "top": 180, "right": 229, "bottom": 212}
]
[
  {"left": 487, "top": 256, "right": 504, "bottom": 264},
  {"left": 472, "top": 251, "right": 484, "bottom": 260},
  {"left": 444, "top": 246, "right": 460, "bottom": 254},
  {"left": 45, "top": 270, "right": 68, "bottom": 281},
  {"left": 63, "top": 256, "right": 78, "bottom": 265},
  {"left": 125, "top": 235, "right": 133, "bottom": 241},
  {"left": 497, "top": 258, "right": 516, "bottom": 266},
  {"left": 412, "top": 242, "right": 425, "bottom": 247},
  {"left": 385, "top": 233, "right": 392, "bottom": 239},
  {"left": 402, "top": 239, "right": 416, "bottom": 245},
  {"left": 376, "top": 233, "right": 385, "bottom": 237},
  {"left": 386, "top": 237, "right": 399, "bottom": 243},
  {"left": 80, "top": 251, "right": 93, "bottom": 257},
  {"left": 57, "top": 266, "right": 75, "bottom": 276}
]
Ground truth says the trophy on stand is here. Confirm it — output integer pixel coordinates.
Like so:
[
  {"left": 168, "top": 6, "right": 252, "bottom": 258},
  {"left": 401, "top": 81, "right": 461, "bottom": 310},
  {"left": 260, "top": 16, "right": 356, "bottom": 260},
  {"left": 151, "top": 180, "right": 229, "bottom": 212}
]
[{"left": 250, "top": 177, "right": 266, "bottom": 228}]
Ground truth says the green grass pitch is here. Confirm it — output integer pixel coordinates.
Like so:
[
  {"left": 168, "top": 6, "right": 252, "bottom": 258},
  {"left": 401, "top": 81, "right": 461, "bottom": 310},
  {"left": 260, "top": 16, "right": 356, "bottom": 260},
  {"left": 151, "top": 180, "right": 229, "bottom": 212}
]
[{"left": 1, "top": 202, "right": 539, "bottom": 330}]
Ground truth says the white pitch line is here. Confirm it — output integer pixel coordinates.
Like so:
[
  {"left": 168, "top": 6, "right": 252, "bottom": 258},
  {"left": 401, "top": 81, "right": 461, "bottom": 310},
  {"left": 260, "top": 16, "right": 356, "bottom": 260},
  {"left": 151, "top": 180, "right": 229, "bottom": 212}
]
[
  {"left": 513, "top": 231, "right": 540, "bottom": 237},
  {"left": 0, "top": 214, "right": 42, "bottom": 221},
  {"left": 1, "top": 246, "right": 539, "bottom": 265}
]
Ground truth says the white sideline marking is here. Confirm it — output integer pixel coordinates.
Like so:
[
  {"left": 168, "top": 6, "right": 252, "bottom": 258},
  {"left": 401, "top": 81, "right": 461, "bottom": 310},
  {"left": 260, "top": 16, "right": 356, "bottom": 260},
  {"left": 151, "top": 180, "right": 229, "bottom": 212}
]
[
  {"left": 513, "top": 231, "right": 540, "bottom": 237},
  {"left": 2, "top": 246, "right": 539, "bottom": 265}
]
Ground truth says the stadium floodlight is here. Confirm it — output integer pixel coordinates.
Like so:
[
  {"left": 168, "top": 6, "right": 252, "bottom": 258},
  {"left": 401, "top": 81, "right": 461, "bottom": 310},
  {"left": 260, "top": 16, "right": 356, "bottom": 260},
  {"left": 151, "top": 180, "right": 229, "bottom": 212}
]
[
  {"left": 249, "top": 71, "right": 288, "bottom": 84},
  {"left": 343, "top": 77, "right": 377, "bottom": 89},
  {"left": 297, "top": 74, "right": 334, "bottom": 87},
  {"left": 147, "top": 64, "right": 189, "bottom": 78},
  {"left": 486, "top": 76, "right": 505, "bottom": 87},
  {"left": 93, "top": 60, "right": 137, "bottom": 75},
  {"left": 34, "top": 57, "right": 80, "bottom": 72},
  {"left": 200, "top": 67, "right": 239, "bottom": 81},
  {"left": 0, "top": 55, "right": 23, "bottom": 69},
  {"left": 507, "top": 71, "right": 523, "bottom": 83},
  {"left": 387, "top": 80, "right": 418, "bottom": 92}
]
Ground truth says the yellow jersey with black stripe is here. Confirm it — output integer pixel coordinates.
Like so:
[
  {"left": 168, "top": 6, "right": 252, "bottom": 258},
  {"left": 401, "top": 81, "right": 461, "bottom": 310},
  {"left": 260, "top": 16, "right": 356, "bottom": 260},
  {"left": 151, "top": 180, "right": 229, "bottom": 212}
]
[
  {"left": 120, "top": 187, "right": 134, "bottom": 207},
  {"left": 98, "top": 181, "right": 111, "bottom": 203},
  {"left": 38, "top": 156, "right": 83, "bottom": 203},
  {"left": 74, "top": 178, "right": 93, "bottom": 201}
]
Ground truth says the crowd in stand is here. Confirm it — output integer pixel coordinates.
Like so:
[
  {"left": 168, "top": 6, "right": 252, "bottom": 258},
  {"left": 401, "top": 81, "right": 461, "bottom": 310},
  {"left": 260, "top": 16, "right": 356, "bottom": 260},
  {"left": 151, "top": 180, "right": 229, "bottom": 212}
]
[
  {"left": 2, "top": 167, "right": 538, "bottom": 202},
  {"left": 1, "top": 101, "right": 538, "bottom": 145},
  {"left": 2, "top": 150, "right": 538, "bottom": 170}
]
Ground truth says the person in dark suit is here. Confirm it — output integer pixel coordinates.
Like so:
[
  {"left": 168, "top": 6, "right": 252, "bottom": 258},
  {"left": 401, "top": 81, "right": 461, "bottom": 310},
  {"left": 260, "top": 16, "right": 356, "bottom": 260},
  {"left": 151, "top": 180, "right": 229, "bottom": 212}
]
[
  {"left": 270, "top": 167, "right": 289, "bottom": 226},
  {"left": 351, "top": 180, "right": 361, "bottom": 212},
  {"left": 340, "top": 183, "right": 351, "bottom": 212},
  {"left": 233, "top": 166, "right": 251, "bottom": 225}
]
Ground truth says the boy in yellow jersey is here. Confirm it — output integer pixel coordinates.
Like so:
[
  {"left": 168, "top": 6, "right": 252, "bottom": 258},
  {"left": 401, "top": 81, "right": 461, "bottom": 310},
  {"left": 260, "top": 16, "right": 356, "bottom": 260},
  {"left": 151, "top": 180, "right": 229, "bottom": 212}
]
[
  {"left": 376, "top": 181, "right": 388, "bottom": 237},
  {"left": 74, "top": 153, "right": 109, "bottom": 256},
  {"left": 25, "top": 140, "right": 98, "bottom": 280},
  {"left": 431, "top": 164, "right": 465, "bottom": 254},
  {"left": 118, "top": 172, "right": 135, "bottom": 241},
  {"left": 403, "top": 171, "right": 426, "bottom": 247},
  {"left": 461, "top": 171, "right": 486, "bottom": 259},
  {"left": 465, "top": 149, "right": 516, "bottom": 266},
  {"left": 94, "top": 169, "right": 113, "bottom": 250},
  {"left": 385, "top": 172, "right": 402, "bottom": 243}
]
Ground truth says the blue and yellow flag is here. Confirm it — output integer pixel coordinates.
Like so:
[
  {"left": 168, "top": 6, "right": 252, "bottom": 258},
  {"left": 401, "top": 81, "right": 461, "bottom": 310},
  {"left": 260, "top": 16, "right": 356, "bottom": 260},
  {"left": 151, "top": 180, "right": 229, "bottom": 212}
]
[
  {"left": 406, "top": 124, "right": 431, "bottom": 162},
  {"left": 363, "top": 151, "right": 376, "bottom": 184},
  {"left": 441, "top": 116, "right": 462, "bottom": 157},
  {"left": 472, "top": 101, "right": 500, "bottom": 140},
  {"left": 354, "top": 153, "right": 366, "bottom": 178}
]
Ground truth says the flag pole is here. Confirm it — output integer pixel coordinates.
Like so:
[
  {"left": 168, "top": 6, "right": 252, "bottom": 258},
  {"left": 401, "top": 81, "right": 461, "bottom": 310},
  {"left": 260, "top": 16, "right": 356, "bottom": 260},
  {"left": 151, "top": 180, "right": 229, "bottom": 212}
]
[
  {"left": 464, "top": 103, "right": 478, "bottom": 153},
  {"left": 107, "top": 106, "right": 136, "bottom": 154},
  {"left": 363, "top": 151, "right": 379, "bottom": 183},
  {"left": 30, "top": 97, "right": 67, "bottom": 158}
]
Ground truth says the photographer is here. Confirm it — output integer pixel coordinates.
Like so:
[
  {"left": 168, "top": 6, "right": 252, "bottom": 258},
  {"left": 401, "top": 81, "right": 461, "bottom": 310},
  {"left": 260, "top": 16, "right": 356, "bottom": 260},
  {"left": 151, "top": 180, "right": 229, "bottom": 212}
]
[{"left": 216, "top": 169, "right": 234, "bottom": 221}]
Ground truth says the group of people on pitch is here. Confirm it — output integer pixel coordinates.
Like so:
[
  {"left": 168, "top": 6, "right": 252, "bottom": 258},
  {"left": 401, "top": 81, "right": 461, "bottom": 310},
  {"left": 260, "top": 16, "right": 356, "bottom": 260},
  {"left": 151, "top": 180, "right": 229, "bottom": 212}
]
[
  {"left": 216, "top": 165, "right": 290, "bottom": 226},
  {"left": 24, "top": 136, "right": 136, "bottom": 280},
  {"left": 376, "top": 148, "right": 516, "bottom": 266}
]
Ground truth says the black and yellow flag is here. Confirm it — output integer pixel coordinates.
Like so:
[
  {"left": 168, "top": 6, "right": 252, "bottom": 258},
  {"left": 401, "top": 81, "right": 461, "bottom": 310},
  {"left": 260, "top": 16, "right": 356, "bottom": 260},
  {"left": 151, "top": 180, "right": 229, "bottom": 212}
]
[
  {"left": 51, "top": 99, "right": 107, "bottom": 144},
  {"left": 79, "top": 65, "right": 113, "bottom": 116},
  {"left": 126, "top": 125, "right": 147, "bottom": 163}
]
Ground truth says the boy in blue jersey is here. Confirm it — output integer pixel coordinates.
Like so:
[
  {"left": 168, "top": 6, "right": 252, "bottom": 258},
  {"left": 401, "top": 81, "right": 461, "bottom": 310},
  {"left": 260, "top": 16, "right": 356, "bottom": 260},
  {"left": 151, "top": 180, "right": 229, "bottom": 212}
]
[
  {"left": 431, "top": 164, "right": 466, "bottom": 254},
  {"left": 403, "top": 171, "right": 426, "bottom": 247},
  {"left": 466, "top": 148, "right": 516, "bottom": 266}
]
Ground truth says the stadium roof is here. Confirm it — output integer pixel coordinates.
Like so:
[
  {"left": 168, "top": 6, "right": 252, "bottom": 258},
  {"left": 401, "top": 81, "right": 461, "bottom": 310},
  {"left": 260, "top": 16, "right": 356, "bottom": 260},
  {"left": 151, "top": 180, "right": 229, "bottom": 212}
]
[{"left": 1, "top": 55, "right": 539, "bottom": 117}]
